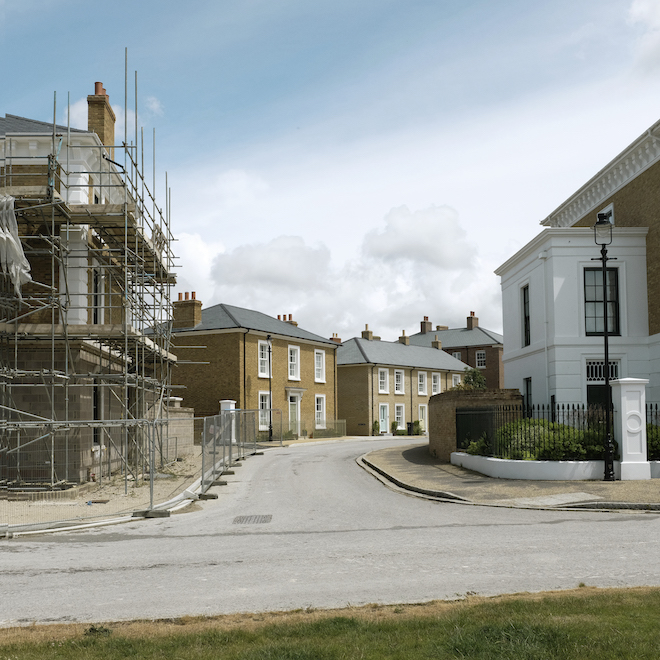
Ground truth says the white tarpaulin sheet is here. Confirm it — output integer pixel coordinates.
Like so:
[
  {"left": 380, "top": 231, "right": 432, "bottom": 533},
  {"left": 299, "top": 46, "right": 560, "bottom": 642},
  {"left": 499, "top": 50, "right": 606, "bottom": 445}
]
[{"left": 0, "top": 195, "right": 32, "bottom": 297}]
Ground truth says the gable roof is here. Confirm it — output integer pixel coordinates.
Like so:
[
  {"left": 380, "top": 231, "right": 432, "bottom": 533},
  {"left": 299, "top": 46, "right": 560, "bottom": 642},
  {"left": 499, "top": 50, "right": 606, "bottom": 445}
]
[
  {"left": 0, "top": 114, "right": 89, "bottom": 137},
  {"left": 409, "top": 326, "right": 503, "bottom": 349},
  {"left": 338, "top": 337, "right": 469, "bottom": 370},
  {"left": 174, "top": 302, "right": 338, "bottom": 346}
]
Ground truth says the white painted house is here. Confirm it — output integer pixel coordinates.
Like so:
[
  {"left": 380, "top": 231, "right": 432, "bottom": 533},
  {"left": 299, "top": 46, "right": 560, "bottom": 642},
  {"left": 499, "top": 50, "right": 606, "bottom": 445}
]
[{"left": 495, "top": 117, "right": 660, "bottom": 406}]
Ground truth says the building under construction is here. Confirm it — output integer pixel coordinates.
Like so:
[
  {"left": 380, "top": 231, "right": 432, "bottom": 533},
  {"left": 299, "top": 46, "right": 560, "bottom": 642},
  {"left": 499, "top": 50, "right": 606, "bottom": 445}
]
[{"left": 0, "top": 81, "right": 179, "bottom": 489}]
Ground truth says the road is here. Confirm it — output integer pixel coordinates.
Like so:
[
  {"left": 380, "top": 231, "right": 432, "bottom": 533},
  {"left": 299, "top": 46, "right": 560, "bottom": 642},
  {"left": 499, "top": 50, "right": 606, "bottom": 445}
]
[{"left": 2, "top": 437, "right": 660, "bottom": 626}]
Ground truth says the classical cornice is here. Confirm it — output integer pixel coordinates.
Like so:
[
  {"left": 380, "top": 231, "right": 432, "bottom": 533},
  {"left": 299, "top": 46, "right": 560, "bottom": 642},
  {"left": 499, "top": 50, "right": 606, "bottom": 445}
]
[{"left": 541, "top": 119, "right": 660, "bottom": 228}]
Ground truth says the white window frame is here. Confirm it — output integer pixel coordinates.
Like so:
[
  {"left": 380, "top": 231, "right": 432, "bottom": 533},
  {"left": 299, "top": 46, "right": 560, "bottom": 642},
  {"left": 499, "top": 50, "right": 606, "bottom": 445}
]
[
  {"left": 378, "top": 368, "right": 389, "bottom": 394},
  {"left": 418, "top": 404, "right": 427, "bottom": 432},
  {"left": 394, "top": 369, "right": 405, "bottom": 394},
  {"left": 417, "top": 371, "right": 427, "bottom": 395},
  {"left": 452, "top": 351, "right": 461, "bottom": 360},
  {"left": 379, "top": 403, "right": 389, "bottom": 434},
  {"left": 258, "top": 391, "right": 271, "bottom": 431},
  {"left": 288, "top": 345, "right": 300, "bottom": 381},
  {"left": 476, "top": 350, "right": 486, "bottom": 368},
  {"left": 315, "top": 394, "right": 326, "bottom": 429},
  {"left": 395, "top": 403, "right": 405, "bottom": 430},
  {"left": 431, "top": 372, "right": 441, "bottom": 395},
  {"left": 452, "top": 373, "right": 461, "bottom": 387},
  {"left": 258, "top": 340, "right": 270, "bottom": 378},
  {"left": 314, "top": 350, "right": 326, "bottom": 383}
]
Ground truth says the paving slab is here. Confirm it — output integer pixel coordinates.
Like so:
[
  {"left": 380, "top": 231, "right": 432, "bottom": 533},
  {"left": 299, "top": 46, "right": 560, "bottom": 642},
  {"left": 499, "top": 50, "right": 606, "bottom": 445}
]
[{"left": 361, "top": 442, "right": 660, "bottom": 510}]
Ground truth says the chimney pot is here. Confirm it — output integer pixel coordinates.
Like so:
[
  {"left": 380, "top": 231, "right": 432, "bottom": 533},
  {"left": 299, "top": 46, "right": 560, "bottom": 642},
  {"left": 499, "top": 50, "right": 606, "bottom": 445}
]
[
  {"left": 178, "top": 292, "right": 183, "bottom": 301},
  {"left": 94, "top": 81, "right": 103, "bottom": 95},
  {"left": 185, "top": 292, "right": 189, "bottom": 301},
  {"left": 191, "top": 291, "right": 196, "bottom": 300},
  {"left": 289, "top": 314, "right": 292, "bottom": 321},
  {"left": 277, "top": 315, "right": 281, "bottom": 320},
  {"left": 420, "top": 316, "right": 433, "bottom": 334}
]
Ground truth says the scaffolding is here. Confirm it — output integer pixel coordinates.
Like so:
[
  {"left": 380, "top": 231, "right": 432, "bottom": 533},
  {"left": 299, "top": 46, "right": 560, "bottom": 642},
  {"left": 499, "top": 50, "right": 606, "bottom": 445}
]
[{"left": 0, "top": 68, "right": 178, "bottom": 492}]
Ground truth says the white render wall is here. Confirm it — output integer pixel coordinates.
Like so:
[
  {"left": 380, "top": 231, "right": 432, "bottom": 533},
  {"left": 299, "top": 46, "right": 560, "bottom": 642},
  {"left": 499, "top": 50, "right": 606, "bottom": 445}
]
[{"left": 496, "top": 227, "right": 650, "bottom": 405}]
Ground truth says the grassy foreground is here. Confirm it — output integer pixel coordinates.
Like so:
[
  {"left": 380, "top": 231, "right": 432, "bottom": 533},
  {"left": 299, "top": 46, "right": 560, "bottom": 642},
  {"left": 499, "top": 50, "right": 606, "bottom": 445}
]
[{"left": 2, "top": 587, "right": 660, "bottom": 659}]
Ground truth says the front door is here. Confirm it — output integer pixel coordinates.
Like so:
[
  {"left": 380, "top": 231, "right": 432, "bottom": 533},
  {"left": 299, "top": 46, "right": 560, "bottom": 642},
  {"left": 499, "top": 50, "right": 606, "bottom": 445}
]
[
  {"left": 289, "top": 395, "right": 300, "bottom": 437},
  {"left": 379, "top": 404, "right": 389, "bottom": 434}
]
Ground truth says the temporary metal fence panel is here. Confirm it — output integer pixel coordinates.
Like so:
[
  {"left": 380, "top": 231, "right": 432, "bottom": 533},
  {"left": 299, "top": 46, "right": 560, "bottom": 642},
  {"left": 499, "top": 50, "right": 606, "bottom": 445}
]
[
  {"left": 456, "top": 403, "right": 611, "bottom": 461},
  {"left": 200, "top": 409, "right": 282, "bottom": 496}
]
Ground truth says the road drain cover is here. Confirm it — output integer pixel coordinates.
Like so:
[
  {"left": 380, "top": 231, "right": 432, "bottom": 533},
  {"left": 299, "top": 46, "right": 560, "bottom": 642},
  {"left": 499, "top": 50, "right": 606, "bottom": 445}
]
[{"left": 233, "top": 515, "right": 272, "bottom": 525}]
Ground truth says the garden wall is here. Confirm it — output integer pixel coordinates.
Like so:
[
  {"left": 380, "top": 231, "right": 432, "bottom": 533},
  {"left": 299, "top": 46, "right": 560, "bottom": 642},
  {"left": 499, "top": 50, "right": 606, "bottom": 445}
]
[
  {"left": 428, "top": 389, "right": 523, "bottom": 462},
  {"left": 452, "top": 452, "right": 660, "bottom": 480}
]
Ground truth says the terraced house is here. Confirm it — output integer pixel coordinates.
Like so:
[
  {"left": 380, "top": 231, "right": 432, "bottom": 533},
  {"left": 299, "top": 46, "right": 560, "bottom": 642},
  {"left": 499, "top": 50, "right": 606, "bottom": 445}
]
[
  {"left": 171, "top": 296, "right": 341, "bottom": 439},
  {"left": 337, "top": 325, "right": 469, "bottom": 436}
]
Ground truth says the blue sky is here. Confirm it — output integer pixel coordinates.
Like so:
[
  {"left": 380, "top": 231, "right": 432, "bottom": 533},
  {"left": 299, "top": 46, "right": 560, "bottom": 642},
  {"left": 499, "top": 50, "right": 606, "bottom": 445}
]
[{"left": 4, "top": 0, "right": 660, "bottom": 339}]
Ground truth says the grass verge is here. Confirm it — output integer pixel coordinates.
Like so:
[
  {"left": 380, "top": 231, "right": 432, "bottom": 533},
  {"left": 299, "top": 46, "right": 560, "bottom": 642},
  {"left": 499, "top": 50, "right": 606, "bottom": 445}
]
[{"left": 2, "top": 586, "right": 660, "bottom": 659}]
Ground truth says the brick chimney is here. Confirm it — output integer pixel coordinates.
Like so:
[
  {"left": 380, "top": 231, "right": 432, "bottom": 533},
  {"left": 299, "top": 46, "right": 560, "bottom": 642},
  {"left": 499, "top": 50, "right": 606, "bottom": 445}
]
[
  {"left": 285, "top": 313, "right": 298, "bottom": 327},
  {"left": 398, "top": 329, "right": 409, "bottom": 345},
  {"left": 420, "top": 316, "right": 432, "bottom": 334},
  {"left": 467, "top": 311, "right": 479, "bottom": 330},
  {"left": 361, "top": 324, "right": 373, "bottom": 340},
  {"left": 330, "top": 333, "right": 342, "bottom": 343},
  {"left": 87, "top": 81, "right": 116, "bottom": 159},
  {"left": 436, "top": 324, "right": 448, "bottom": 331},
  {"left": 432, "top": 334, "right": 442, "bottom": 350},
  {"left": 173, "top": 291, "right": 202, "bottom": 329}
]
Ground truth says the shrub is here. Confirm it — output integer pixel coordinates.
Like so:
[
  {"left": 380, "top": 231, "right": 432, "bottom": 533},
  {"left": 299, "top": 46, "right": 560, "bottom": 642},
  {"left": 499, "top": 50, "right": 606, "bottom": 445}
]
[
  {"left": 412, "top": 420, "right": 422, "bottom": 435},
  {"left": 372, "top": 420, "right": 380, "bottom": 435},
  {"left": 647, "top": 424, "right": 660, "bottom": 460},
  {"left": 491, "top": 418, "right": 604, "bottom": 461},
  {"left": 451, "top": 367, "right": 487, "bottom": 391},
  {"left": 465, "top": 433, "right": 490, "bottom": 456}
]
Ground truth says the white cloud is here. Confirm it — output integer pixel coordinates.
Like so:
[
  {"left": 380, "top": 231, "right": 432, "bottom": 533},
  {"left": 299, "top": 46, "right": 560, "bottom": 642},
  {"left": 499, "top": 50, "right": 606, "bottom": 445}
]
[
  {"left": 629, "top": 0, "right": 660, "bottom": 72},
  {"left": 174, "top": 232, "right": 225, "bottom": 303},
  {"left": 193, "top": 204, "right": 501, "bottom": 340},
  {"left": 362, "top": 205, "right": 476, "bottom": 269},
  {"left": 211, "top": 235, "right": 331, "bottom": 290},
  {"left": 145, "top": 96, "right": 164, "bottom": 116}
]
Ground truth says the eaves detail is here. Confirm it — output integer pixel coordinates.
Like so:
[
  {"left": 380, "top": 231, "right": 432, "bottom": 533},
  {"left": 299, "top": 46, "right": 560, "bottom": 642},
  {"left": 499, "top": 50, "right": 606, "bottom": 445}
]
[{"left": 542, "top": 129, "right": 660, "bottom": 228}]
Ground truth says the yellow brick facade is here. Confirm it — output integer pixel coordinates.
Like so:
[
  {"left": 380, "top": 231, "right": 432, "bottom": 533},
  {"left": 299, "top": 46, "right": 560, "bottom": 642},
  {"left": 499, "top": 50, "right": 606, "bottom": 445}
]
[
  {"left": 338, "top": 363, "right": 462, "bottom": 436},
  {"left": 172, "top": 328, "right": 338, "bottom": 439}
]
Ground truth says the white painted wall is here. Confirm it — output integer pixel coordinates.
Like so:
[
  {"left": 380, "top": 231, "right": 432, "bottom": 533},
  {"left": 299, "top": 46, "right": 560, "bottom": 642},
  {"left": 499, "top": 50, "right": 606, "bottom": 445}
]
[{"left": 496, "top": 227, "right": 650, "bottom": 404}]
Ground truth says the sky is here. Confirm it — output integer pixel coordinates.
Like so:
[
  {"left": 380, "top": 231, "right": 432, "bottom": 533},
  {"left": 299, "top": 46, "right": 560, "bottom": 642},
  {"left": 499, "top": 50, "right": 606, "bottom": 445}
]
[{"left": 3, "top": 0, "right": 660, "bottom": 341}]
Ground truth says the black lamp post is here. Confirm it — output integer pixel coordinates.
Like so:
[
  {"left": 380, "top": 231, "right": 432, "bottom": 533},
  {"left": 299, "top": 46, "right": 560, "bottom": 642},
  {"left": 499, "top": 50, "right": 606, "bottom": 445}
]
[
  {"left": 267, "top": 335, "right": 273, "bottom": 443},
  {"left": 593, "top": 212, "right": 616, "bottom": 481}
]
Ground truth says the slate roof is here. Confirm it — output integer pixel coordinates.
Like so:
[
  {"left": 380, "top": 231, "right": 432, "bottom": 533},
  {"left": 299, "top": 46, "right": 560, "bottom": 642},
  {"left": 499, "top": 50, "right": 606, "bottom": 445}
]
[
  {"left": 173, "top": 302, "right": 338, "bottom": 346},
  {"left": 0, "top": 114, "right": 88, "bottom": 137},
  {"left": 409, "top": 326, "right": 503, "bottom": 349},
  {"left": 338, "top": 337, "right": 469, "bottom": 371}
]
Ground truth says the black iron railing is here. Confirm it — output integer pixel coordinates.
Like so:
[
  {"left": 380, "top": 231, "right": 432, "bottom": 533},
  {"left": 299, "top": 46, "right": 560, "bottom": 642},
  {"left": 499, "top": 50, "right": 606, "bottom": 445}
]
[
  {"left": 456, "top": 404, "right": 611, "bottom": 461},
  {"left": 645, "top": 404, "right": 660, "bottom": 461}
]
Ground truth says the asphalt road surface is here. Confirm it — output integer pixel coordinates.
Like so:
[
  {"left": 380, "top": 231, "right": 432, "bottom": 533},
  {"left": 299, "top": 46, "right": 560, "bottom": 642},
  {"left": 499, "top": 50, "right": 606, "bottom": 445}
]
[{"left": 2, "top": 437, "right": 660, "bottom": 626}]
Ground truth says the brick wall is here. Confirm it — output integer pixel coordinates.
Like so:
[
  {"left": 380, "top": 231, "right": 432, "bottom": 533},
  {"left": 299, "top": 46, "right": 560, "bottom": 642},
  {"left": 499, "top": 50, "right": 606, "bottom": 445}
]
[
  {"left": 428, "top": 389, "right": 523, "bottom": 462},
  {"left": 338, "top": 365, "right": 372, "bottom": 435}
]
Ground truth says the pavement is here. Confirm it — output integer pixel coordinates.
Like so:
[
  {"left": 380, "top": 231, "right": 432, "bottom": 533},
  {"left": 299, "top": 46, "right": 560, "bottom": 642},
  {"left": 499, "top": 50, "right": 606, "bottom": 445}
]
[{"left": 359, "top": 441, "right": 660, "bottom": 511}]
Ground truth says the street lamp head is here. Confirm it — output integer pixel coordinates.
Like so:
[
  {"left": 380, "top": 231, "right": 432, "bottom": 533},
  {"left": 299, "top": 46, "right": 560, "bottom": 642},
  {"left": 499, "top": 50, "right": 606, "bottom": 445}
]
[{"left": 594, "top": 212, "right": 613, "bottom": 246}]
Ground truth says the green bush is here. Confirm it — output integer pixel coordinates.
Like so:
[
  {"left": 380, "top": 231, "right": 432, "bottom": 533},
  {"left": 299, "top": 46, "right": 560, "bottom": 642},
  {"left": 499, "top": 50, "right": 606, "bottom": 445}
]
[
  {"left": 648, "top": 424, "right": 660, "bottom": 460},
  {"left": 487, "top": 418, "right": 610, "bottom": 461},
  {"left": 465, "top": 433, "right": 490, "bottom": 456},
  {"left": 372, "top": 420, "right": 380, "bottom": 435}
]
